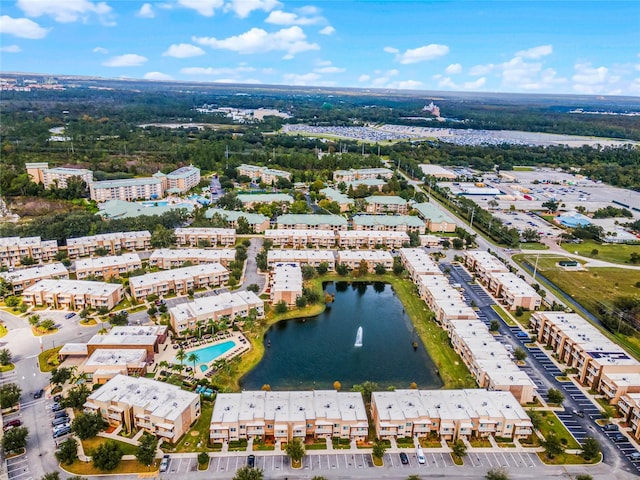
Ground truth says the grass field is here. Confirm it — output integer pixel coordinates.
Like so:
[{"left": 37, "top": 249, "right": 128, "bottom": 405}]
[
  {"left": 81, "top": 436, "right": 138, "bottom": 456},
  {"left": 62, "top": 459, "right": 158, "bottom": 476},
  {"left": 535, "top": 411, "right": 580, "bottom": 450},
  {"left": 520, "top": 242, "right": 549, "bottom": 250},
  {"left": 0, "top": 324, "right": 7, "bottom": 337},
  {"left": 170, "top": 401, "right": 214, "bottom": 453},
  {"left": 560, "top": 239, "right": 640, "bottom": 265}
]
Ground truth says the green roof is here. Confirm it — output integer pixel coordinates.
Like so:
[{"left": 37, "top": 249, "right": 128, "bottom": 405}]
[
  {"left": 97, "top": 200, "right": 193, "bottom": 219},
  {"left": 412, "top": 202, "right": 455, "bottom": 223},
  {"left": 320, "top": 187, "right": 353, "bottom": 204},
  {"left": 206, "top": 208, "right": 269, "bottom": 224},
  {"left": 352, "top": 215, "right": 424, "bottom": 228},
  {"left": 346, "top": 178, "right": 386, "bottom": 187},
  {"left": 277, "top": 214, "right": 347, "bottom": 226},
  {"left": 365, "top": 195, "right": 407, "bottom": 205},
  {"left": 237, "top": 193, "right": 294, "bottom": 203}
]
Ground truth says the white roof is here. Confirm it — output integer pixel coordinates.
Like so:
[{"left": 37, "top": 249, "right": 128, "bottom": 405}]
[
  {"left": 129, "top": 263, "right": 228, "bottom": 289},
  {"left": 23, "top": 279, "right": 122, "bottom": 296},
  {"left": 175, "top": 227, "right": 235, "bottom": 237},
  {"left": 265, "top": 229, "right": 336, "bottom": 239},
  {"left": 170, "top": 290, "right": 263, "bottom": 324},
  {"left": 149, "top": 248, "right": 235, "bottom": 264},
  {"left": 268, "top": 249, "right": 336, "bottom": 263},
  {"left": 75, "top": 253, "right": 141, "bottom": 270},
  {"left": 67, "top": 231, "right": 150, "bottom": 246},
  {"left": 85, "top": 348, "right": 147, "bottom": 366},
  {"left": 272, "top": 263, "right": 303, "bottom": 292},
  {"left": 0, "top": 263, "right": 68, "bottom": 283},
  {"left": 337, "top": 250, "right": 393, "bottom": 262}
]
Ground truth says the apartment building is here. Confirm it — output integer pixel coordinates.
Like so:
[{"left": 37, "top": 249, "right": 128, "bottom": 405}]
[
  {"left": 415, "top": 275, "right": 476, "bottom": 325},
  {"left": 270, "top": 263, "right": 303, "bottom": 306},
  {"left": 265, "top": 229, "right": 336, "bottom": 248},
  {"left": 352, "top": 215, "right": 426, "bottom": 234},
  {"left": 599, "top": 372, "right": 640, "bottom": 406},
  {"left": 267, "top": 250, "right": 336, "bottom": 270},
  {"left": 79, "top": 325, "right": 168, "bottom": 360},
  {"left": 345, "top": 178, "right": 386, "bottom": 191},
  {"left": 530, "top": 312, "right": 640, "bottom": 393},
  {"left": 129, "top": 263, "right": 229, "bottom": 302},
  {"left": 617, "top": 393, "right": 640, "bottom": 441},
  {"left": 237, "top": 164, "right": 291, "bottom": 184},
  {"left": 333, "top": 168, "right": 394, "bottom": 182},
  {"left": 237, "top": 193, "right": 294, "bottom": 209},
  {"left": 337, "top": 231, "right": 409, "bottom": 249},
  {"left": 22, "top": 279, "right": 123, "bottom": 310},
  {"left": 89, "top": 176, "right": 166, "bottom": 202},
  {"left": 399, "top": 248, "right": 442, "bottom": 282},
  {"left": 26, "top": 162, "right": 93, "bottom": 189},
  {"left": 0, "top": 236, "right": 59, "bottom": 267},
  {"left": 169, "top": 291, "right": 264, "bottom": 334},
  {"left": 0, "top": 263, "right": 68, "bottom": 294},
  {"left": 166, "top": 165, "right": 200, "bottom": 193},
  {"left": 371, "top": 389, "right": 532, "bottom": 442},
  {"left": 319, "top": 187, "right": 353, "bottom": 212},
  {"left": 487, "top": 272, "right": 541, "bottom": 311},
  {"left": 412, "top": 203, "right": 456, "bottom": 233},
  {"left": 80, "top": 349, "right": 148, "bottom": 385},
  {"left": 66, "top": 231, "right": 151, "bottom": 258},
  {"left": 84, "top": 375, "right": 200, "bottom": 444},
  {"left": 210, "top": 390, "right": 368, "bottom": 443},
  {"left": 149, "top": 248, "right": 235, "bottom": 269},
  {"left": 174, "top": 228, "right": 236, "bottom": 247},
  {"left": 336, "top": 250, "right": 393, "bottom": 270},
  {"left": 276, "top": 214, "right": 348, "bottom": 231},
  {"left": 364, "top": 196, "right": 408, "bottom": 215},
  {"left": 463, "top": 250, "right": 509, "bottom": 283},
  {"left": 206, "top": 208, "right": 270, "bottom": 233},
  {"left": 75, "top": 253, "right": 142, "bottom": 280}
]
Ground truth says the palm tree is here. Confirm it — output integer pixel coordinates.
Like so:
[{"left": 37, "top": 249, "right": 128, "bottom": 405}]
[
  {"left": 176, "top": 348, "right": 187, "bottom": 374},
  {"left": 188, "top": 352, "right": 199, "bottom": 374}
]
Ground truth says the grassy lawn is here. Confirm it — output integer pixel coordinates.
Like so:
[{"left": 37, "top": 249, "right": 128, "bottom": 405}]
[
  {"left": 560, "top": 239, "right": 640, "bottom": 265},
  {"left": 81, "top": 436, "right": 138, "bottom": 456},
  {"left": 0, "top": 364, "right": 15, "bottom": 373},
  {"left": 520, "top": 242, "right": 549, "bottom": 250},
  {"left": 0, "top": 323, "right": 7, "bottom": 337},
  {"left": 535, "top": 411, "right": 580, "bottom": 450},
  {"left": 537, "top": 452, "right": 601, "bottom": 466},
  {"left": 62, "top": 459, "right": 159, "bottom": 476},
  {"left": 469, "top": 438, "right": 492, "bottom": 448},
  {"left": 38, "top": 346, "right": 62, "bottom": 372},
  {"left": 491, "top": 305, "right": 518, "bottom": 327},
  {"left": 169, "top": 401, "right": 215, "bottom": 453},
  {"left": 512, "top": 166, "right": 535, "bottom": 171}
]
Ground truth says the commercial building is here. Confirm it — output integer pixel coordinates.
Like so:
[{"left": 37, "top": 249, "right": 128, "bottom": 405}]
[
  {"left": 237, "top": 164, "right": 291, "bottom": 184},
  {"left": 336, "top": 250, "right": 393, "bottom": 270},
  {"left": 165, "top": 165, "right": 201, "bottom": 193},
  {"left": 599, "top": 372, "right": 640, "bottom": 406},
  {"left": 337, "top": 231, "right": 409, "bottom": 249},
  {"left": 210, "top": 390, "right": 368, "bottom": 443},
  {"left": 0, "top": 236, "right": 59, "bottom": 268},
  {"left": 66, "top": 231, "right": 151, "bottom": 258},
  {"left": 333, "top": 168, "right": 393, "bottom": 182},
  {"left": 26, "top": 162, "right": 93, "bottom": 189},
  {"left": 267, "top": 249, "right": 336, "bottom": 270},
  {"left": 319, "top": 187, "right": 353, "bottom": 212},
  {"left": 412, "top": 203, "right": 457, "bottom": 233},
  {"left": 0, "top": 263, "right": 68, "bottom": 294},
  {"left": 84, "top": 375, "right": 200, "bottom": 443},
  {"left": 75, "top": 254, "right": 142, "bottom": 280},
  {"left": 129, "top": 263, "right": 229, "bottom": 302},
  {"left": 149, "top": 248, "right": 235, "bottom": 269},
  {"left": 270, "top": 263, "right": 303, "bottom": 306},
  {"left": 22, "top": 279, "right": 123, "bottom": 311},
  {"left": 206, "top": 208, "right": 270, "bottom": 233},
  {"left": 89, "top": 176, "right": 166, "bottom": 202},
  {"left": 174, "top": 228, "right": 236, "bottom": 247},
  {"left": 265, "top": 229, "right": 336, "bottom": 248},
  {"left": 352, "top": 215, "right": 425, "bottom": 234},
  {"left": 486, "top": 272, "right": 541, "bottom": 311},
  {"left": 418, "top": 164, "right": 457, "bottom": 180},
  {"left": 371, "top": 389, "right": 532, "bottom": 441},
  {"left": 237, "top": 193, "right": 294, "bottom": 208},
  {"left": 276, "top": 214, "right": 348, "bottom": 231},
  {"left": 80, "top": 349, "right": 148, "bottom": 385},
  {"left": 364, "top": 196, "right": 408, "bottom": 215},
  {"left": 169, "top": 291, "right": 264, "bottom": 334}
]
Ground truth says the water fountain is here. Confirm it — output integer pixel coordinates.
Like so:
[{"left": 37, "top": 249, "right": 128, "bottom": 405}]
[{"left": 354, "top": 326, "right": 363, "bottom": 347}]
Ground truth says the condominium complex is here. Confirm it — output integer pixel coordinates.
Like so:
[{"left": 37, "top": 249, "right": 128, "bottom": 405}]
[
  {"left": 237, "top": 164, "right": 292, "bottom": 184},
  {"left": 66, "top": 231, "right": 151, "bottom": 258},
  {"left": 463, "top": 250, "right": 509, "bottom": 282},
  {"left": 333, "top": 168, "right": 394, "bottom": 182},
  {"left": 0, "top": 263, "right": 68, "bottom": 294},
  {"left": 270, "top": 263, "right": 303, "bottom": 306},
  {"left": 237, "top": 193, "right": 293, "bottom": 208},
  {"left": 486, "top": 272, "right": 542, "bottom": 311},
  {"left": 266, "top": 249, "right": 336, "bottom": 270},
  {"left": 371, "top": 389, "right": 532, "bottom": 441},
  {"left": 89, "top": 176, "right": 166, "bottom": 202},
  {"left": 618, "top": 394, "right": 640, "bottom": 442},
  {"left": 67, "top": 325, "right": 168, "bottom": 361},
  {"left": 337, "top": 230, "right": 409, "bottom": 249},
  {"left": 75, "top": 253, "right": 142, "bottom": 280},
  {"left": 149, "top": 248, "right": 235, "bottom": 269},
  {"left": 169, "top": 291, "right": 264, "bottom": 334},
  {"left": 352, "top": 215, "right": 425, "bottom": 234},
  {"left": 174, "top": 228, "right": 236, "bottom": 247},
  {"left": 26, "top": 162, "right": 93, "bottom": 189},
  {"left": 336, "top": 250, "right": 393, "bottom": 270},
  {"left": 206, "top": 208, "right": 270, "bottom": 233},
  {"left": 0, "top": 236, "right": 59, "bottom": 267},
  {"left": 364, "top": 196, "right": 408, "bottom": 214},
  {"left": 210, "top": 390, "right": 368, "bottom": 443},
  {"left": 319, "top": 187, "right": 353, "bottom": 212},
  {"left": 129, "top": 263, "right": 229, "bottom": 302},
  {"left": 277, "top": 214, "right": 348, "bottom": 231},
  {"left": 80, "top": 349, "right": 148, "bottom": 385},
  {"left": 84, "top": 375, "right": 200, "bottom": 443},
  {"left": 165, "top": 165, "right": 201, "bottom": 193},
  {"left": 22, "top": 279, "right": 123, "bottom": 310},
  {"left": 265, "top": 229, "right": 336, "bottom": 248},
  {"left": 412, "top": 203, "right": 457, "bottom": 233},
  {"left": 399, "top": 248, "right": 443, "bottom": 282}
]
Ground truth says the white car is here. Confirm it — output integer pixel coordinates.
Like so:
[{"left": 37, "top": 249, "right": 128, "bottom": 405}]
[
  {"left": 417, "top": 447, "right": 426, "bottom": 464},
  {"left": 159, "top": 455, "right": 170, "bottom": 472}
]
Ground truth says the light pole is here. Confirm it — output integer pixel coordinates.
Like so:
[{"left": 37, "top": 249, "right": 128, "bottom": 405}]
[
  {"left": 468, "top": 208, "right": 475, "bottom": 229},
  {"left": 532, "top": 252, "right": 540, "bottom": 281}
]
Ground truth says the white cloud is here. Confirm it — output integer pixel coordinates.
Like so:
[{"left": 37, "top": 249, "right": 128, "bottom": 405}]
[
  {"left": 265, "top": 9, "right": 324, "bottom": 26},
  {"left": 437, "top": 76, "right": 486, "bottom": 91},
  {"left": 0, "top": 15, "right": 49, "bottom": 39},
  {"left": 193, "top": 26, "right": 319, "bottom": 58},
  {"left": 571, "top": 62, "right": 621, "bottom": 94},
  {"left": 102, "top": 53, "right": 148, "bottom": 67},
  {"left": 0, "top": 45, "right": 21, "bottom": 53},
  {"left": 394, "top": 80, "right": 423, "bottom": 90},
  {"left": 516, "top": 44, "right": 553, "bottom": 59},
  {"left": 92, "top": 46, "right": 108, "bottom": 54},
  {"left": 445, "top": 63, "right": 462, "bottom": 75},
  {"left": 163, "top": 43, "right": 205, "bottom": 58},
  {"left": 319, "top": 26, "right": 335, "bottom": 35},
  {"left": 178, "top": 0, "right": 223, "bottom": 17},
  {"left": 469, "top": 63, "right": 494, "bottom": 76},
  {"left": 358, "top": 74, "right": 370, "bottom": 82},
  {"left": 282, "top": 72, "right": 320, "bottom": 85},
  {"left": 499, "top": 55, "right": 566, "bottom": 90},
  {"left": 137, "top": 3, "right": 154, "bottom": 18},
  {"left": 144, "top": 71, "right": 173, "bottom": 81},
  {"left": 463, "top": 77, "right": 486, "bottom": 89},
  {"left": 314, "top": 66, "right": 345, "bottom": 74},
  {"left": 391, "top": 44, "right": 449, "bottom": 64},
  {"left": 17, "top": 0, "right": 115, "bottom": 25},
  {"left": 181, "top": 66, "right": 255, "bottom": 75},
  {"left": 225, "top": 0, "right": 281, "bottom": 18}
]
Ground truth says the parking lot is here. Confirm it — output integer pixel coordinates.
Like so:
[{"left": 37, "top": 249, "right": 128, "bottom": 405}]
[
  {"left": 493, "top": 210, "right": 562, "bottom": 238},
  {"left": 5, "top": 454, "right": 31, "bottom": 480}
]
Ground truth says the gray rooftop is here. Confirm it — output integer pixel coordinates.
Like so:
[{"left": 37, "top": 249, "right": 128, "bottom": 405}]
[
  {"left": 277, "top": 214, "right": 348, "bottom": 226},
  {"left": 352, "top": 215, "right": 424, "bottom": 228},
  {"left": 412, "top": 202, "right": 455, "bottom": 223}
]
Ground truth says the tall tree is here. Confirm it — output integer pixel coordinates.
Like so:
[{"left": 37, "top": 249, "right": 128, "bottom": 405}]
[
  {"left": 135, "top": 433, "right": 158, "bottom": 469},
  {"left": 232, "top": 466, "right": 264, "bottom": 480},
  {"left": 285, "top": 438, "right": 306, "bottom": 466},
  {"left": 55, "top": 438, "right": 79, "bottom": 465},
  {"left": 92, "top": 441, "right": 123, "bottom": 471},
  {"left": 2, "top": 426, "right": 28, "bottom": 453}
]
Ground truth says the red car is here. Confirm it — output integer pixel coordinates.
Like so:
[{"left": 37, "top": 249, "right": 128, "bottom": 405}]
[{"left": 3, "top": 419, "right": 22, "bottom": 430}]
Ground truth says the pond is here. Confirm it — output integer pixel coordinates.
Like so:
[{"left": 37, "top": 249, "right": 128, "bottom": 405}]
[{"left": 241, "top": 282, "right": 442, "bottom": 390}]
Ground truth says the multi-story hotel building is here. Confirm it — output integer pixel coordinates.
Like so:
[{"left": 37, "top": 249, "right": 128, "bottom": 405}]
[
  {"left": 129, "top": 263, "right": 229, "bottom": 302},
  {"left": 22, "top": 279, "right": 123, "bottom": 310},
  {"left": 174, "top": 228, "right": 236, "bottom": 247},
  {"left": 337, "top": 231, "right": 409, "bottom": 249},
  {"left": 1, "top": 263, "right": 68, "bottom": 294},
  {"left": 26, "top": 162, "right": 93, "bottom": 189},
  {"left": 352, "top": 215, "right": 425, "bottom": 234},
  {"left": 364, "top": 196, "right": 408, "bottom": 215},
  {"left": 169, "top": 291, "right": 264, "bottom": 334},
  {"left": 74, "top": 253, "right": 142, "bottom": 280},
  {"left": 336, "top": 250, "right": 393, "bottom": 270},
  {"left": 84, "top": 375, "right": 200, "bottom": 443},
  {"left": 165, "top": 165, "right": 201, "bottom": 193},
  {"left": 265, "top": 229, "right": 336, "bottom": 248},
  {"left": 66, "top": 231, "right": 151, "bottom": 258},
  {"left": 206, "top": 209, "right": 270, "bottom": 233},
  {"left": 89, "top": 176, "right": 166, "bottom": 202},
  {"left": 371, "top": 389, "right": 532, "bottom": 442},
  {"left": 0, "top": 236, "right": 59, "bottom": 268},
  {"left": 149, "top": 248, "right": 235, "bottom": 269},
  {"left": 270, "top": 263, "right": 303, "bottom": 306},
  {"left": 333, "top": 168, "right": 394, "bottom": 182},
  {"left": 237, "top": 164, "right": 291, "bottom": 184},
  {"left": 210, "top": 390, "right": 368, "bottom": 443},
  {"left": 276, "top": 214, "right": 348, "bottom": 231},
  {"left": 266, "top": 250, "right": 336, "bottom": 270}
]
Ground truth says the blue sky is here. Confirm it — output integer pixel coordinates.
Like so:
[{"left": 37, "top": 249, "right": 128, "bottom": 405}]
[{"left": 1, "top": 0, "right": 638, "bottom": 95}]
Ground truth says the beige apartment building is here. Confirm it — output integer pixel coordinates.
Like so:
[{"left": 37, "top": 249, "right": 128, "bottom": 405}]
[
  {"left": 149, "top": 248, "right": 236, "bottom": 269},
  {"left": 0, "top": 263, "right": 68, "bottom": 294},
  {"left": 75, "top": 253, "right": 142, "bottom": 280},
  {"left": 270, "top": 263, "right": 303, "bottom": 306},
  {"left": 412, "top": 203, "right": 457, "bottom": 233},
  {"left": 599, "top": 372, "right": 640, "bottom": 406},
  {"left": 89, "top": 176, "right": 166, "bottom": 202},
  {"left": 206, "top": 209, "right": 270, "bottom": 233},
  {"left": 84, "top": 375, "right": 200, "bottom": 444},
  {"left": 364, "top": 196, "right": 408, "bottom": 214},
  {"left": 80, "top": 349, "right": 148, "bottom": 385},
  {"left": 22, "top": 279, "right": 123, "bottom": 311},
  {"left": 319, "top": 187, "right": 353, "bottom": 212},
  {"left": 174, "top": 228, "right": 236, "bottom": 247},
  {"left": 336, "top": 250, "right": 393, "bottom": 270},
  {"left": 337, "top": 231, "right": 409, "bottom": 249},
  {"left": 237, "top": 164, "right": 291, "bottom": 184},
  {"left": 0, "top": 236, "right": 59, "bottom": 267},
  {"left": 210, "top": 390, "right": 368, "bottom": 443},
  {"left": 333, "top": 168, "right": 394, "bottom": 182},
  {"left": 463, "top": 250, "right": 509, "bottom": 283},
  {"left": 415, "top": 275, "right": 476, "bottom": 325},
  {"left": 371, "top": 389, "right": 532, "bottom": 442},
  {"left": 66, "top": 231, "right": 151, "bottom": 258},
  {"left": 399, "top": 248, "right": 442, "bottom": 282},
  {"left": 618, "top": 393, "right": 640, "bottom": 441},
  {"left": 164, "top": 165, "right": 201, "bottom": 193},
  {"left": 487, "top": 272, "right": 541, "bottom": 311},
  {"left": 237, "top": 193, "right": 294, "bottom": 209},
  {"left": 129, "top": 263, "right": 229, "bottom": 302},
  {"left": 26, "top": 162, "right": 93, "bottom": 189},
  {"left": 276, "top": 214, "right": 348, "bottom": 231},
  {"left": 267, "top": 249, "right": 336, "bottom": 270},
  {"left": 264, "top": 229, "right": 336, "bottom": 248},
  {"left": 352, "top": 215, "right": 426, "bottom": 234}
]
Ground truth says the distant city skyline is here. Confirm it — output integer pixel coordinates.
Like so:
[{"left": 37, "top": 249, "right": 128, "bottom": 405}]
[{"left": 0, "top": 0, "right": 638, "bottom": 96}]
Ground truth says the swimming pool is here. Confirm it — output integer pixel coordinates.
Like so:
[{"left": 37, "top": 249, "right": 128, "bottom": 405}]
[
  {"left": 175, "top": 340, "right": 236, "bottom": 365},
  {"left": 141, "top": 201, "right": 169, "bottom": 207}
]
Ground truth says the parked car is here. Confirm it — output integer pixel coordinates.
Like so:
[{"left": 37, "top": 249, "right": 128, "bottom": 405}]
[
  {"left": 3, "top": 419, "right": 22, "bottom": 430},
  {"left": 630, "top": 452, "right": 640, "bottom": 461},
  {"left": 52, "top": 417, "right": 70, "bottom": 427},
  {"left": 159, "top": 455, "right": 170, "bottom": 473},
  {"left": 33, "top": 389, "right": 44, "bottom": 399},
  {"left": 64, "top": 312, "right": 76, "bottom": 319},
  {"left": 613, "top": 434, "right": 627, "bottom": 443},
  {"left": 399, "top": 452, "right": 409, "bottom": 465},
  {"left": 53, "top": 394, "right": 63, "bottom": 402},
  {"left": 53, "top": 411, "right": 69, "bottom": 420},
  {"left": 51, "top": 403, "right": 64, "bottom": 412},
  {"left": 572, "top": 409, "right": 584, "bottom": 418},
  {"left": 52, "top": 426, "right": 71, "bottom": 438},
  {"left": 416, "top": 448, "right": 426, "bottom": 464},
  {"left": 247, "top": 455, "right": 256, "bottom": 468},
  {"left": 603, "top": 423, "right": 619, "bottom": 431}
]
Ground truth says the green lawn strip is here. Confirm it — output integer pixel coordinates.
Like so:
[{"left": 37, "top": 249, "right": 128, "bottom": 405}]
[
  {"left": 535, "top": 411, "right": 580, "bottom": 450},
  {"left": 560, "top": 239, "right": 640, "bottom": 265},
  {"left": 81, "top": 436, "right": 138, "bottom": 456},
  {"left": 491, "top": 305, "right": 518, "bottom": 327},
  {"left": 396, "top": 437, "right": 415, "bottom": 447},
  {"left": 61, "top": 459, "right": 158, "bottom": 476},
  {"left": 520, "top": 242, "right": 549, "bottom": 250},
  {"left": 38, "top": 346, "right": 62, "bottom": 372},
  {"left": 0, "top": 364, "right": 15, "bottom": 373},
  {"left": 537, "top": 452, "right": 601, "bottom": 466},
  {"left": 0, "top": 323, "right": 7, "bottom": 337},
  {"left": 168, "top": 401, "right": 214, "bottom": 453},
  {"left": 305, "top": 443, "right": 327, "bottom": 450}
]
